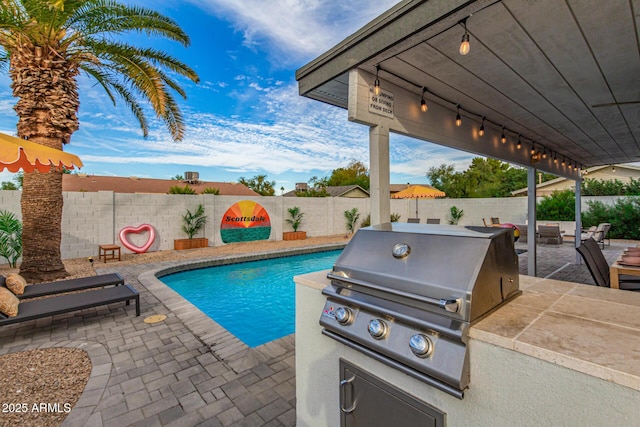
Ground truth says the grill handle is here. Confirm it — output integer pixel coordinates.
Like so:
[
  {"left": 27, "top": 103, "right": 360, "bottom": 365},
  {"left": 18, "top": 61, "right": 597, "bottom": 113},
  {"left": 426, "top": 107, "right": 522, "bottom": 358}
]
[{"left": 328, "top": 272, "right": 461, "bottom": 314}]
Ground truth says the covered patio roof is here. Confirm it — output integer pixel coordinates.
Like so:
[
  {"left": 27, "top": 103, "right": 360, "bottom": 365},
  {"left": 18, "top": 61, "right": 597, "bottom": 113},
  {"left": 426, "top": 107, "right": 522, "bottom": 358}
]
[
  {"left": 296, "top": 0, "right": 639, "bottom": 177},
  {"left": 296, "top": 0, "right": 639, "bottom": 275}
]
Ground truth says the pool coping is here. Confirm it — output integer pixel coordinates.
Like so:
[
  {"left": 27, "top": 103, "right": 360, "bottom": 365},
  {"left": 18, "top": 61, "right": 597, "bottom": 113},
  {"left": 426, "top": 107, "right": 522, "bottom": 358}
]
[{"left": 138, "top": 243, "right": 346, "bottom": 373}]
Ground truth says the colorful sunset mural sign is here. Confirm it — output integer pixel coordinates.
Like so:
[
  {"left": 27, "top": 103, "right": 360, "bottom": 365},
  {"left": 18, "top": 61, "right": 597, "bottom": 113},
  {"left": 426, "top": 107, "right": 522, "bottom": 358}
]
[{"left": 220, "top": 200, "right": 271, "bottom": 243}]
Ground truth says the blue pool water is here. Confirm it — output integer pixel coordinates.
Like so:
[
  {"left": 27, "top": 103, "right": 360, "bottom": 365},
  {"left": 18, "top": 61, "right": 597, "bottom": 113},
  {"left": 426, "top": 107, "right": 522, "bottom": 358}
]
[{"left": 161, "top": 250, "right": 342, "bottom": 347}]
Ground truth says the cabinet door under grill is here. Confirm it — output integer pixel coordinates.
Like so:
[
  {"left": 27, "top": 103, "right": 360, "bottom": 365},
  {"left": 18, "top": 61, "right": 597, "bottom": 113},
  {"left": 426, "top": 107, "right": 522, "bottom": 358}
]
[{"left": 340, "top": 359, "right": 445, "bottom": 427}]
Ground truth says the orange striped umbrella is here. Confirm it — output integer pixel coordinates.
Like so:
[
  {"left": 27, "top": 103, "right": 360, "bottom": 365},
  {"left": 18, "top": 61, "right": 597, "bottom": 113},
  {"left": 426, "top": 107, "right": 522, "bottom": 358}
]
[{"left": 0, "top": 132, "right": 83, "bottom": 173}]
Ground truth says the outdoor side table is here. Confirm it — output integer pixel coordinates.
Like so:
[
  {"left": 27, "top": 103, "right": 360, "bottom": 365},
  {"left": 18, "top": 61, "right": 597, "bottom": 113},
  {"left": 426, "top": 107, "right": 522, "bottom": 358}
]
[{"left": 99, "top": 244, "right": 121, "bottom": 263}]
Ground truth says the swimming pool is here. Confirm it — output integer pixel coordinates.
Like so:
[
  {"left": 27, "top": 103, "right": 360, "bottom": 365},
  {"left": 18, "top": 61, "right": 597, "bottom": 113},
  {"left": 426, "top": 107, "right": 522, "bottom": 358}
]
[{"left": 160, "top": 249, "right": 342, "bottom": 347}]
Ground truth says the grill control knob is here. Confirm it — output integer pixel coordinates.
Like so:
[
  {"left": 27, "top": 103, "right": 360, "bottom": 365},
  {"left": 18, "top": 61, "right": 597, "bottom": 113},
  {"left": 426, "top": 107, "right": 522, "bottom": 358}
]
[
  {"left": 409, "top": 334, "right": 433, "bottom": 358},
  {"left": 368, "top": 319, "right": 388, "bottom": 339},
  {"left": 335, "top": 307, "right": 354, "bottom": 325}
]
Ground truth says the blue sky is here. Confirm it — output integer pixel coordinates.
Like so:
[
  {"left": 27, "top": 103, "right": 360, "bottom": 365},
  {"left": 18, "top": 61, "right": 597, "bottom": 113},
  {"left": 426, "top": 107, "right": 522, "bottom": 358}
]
[{"left": 0, "top": 0, "right": 474, "bottom": 192}]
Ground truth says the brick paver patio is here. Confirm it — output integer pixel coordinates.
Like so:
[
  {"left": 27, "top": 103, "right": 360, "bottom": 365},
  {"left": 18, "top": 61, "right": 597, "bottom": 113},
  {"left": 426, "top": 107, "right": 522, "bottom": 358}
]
[{"left": 0, "top": 239, "right": 635, "bottom": 426}]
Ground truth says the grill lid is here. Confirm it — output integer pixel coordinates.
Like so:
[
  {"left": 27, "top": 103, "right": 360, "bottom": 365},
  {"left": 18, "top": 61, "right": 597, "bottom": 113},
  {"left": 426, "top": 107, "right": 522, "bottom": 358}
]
[{"left": 328, "top": 223, "right": 520, "bottom": 322}]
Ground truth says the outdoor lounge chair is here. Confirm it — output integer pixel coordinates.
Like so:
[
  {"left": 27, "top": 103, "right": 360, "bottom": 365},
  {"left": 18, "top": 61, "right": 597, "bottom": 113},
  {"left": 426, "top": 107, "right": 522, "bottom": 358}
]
[
  {"left": 407, "top": 218, "right": 420, "bottom": 223},
  {"left": 576, "top": 238, "right": 640, "bottom": 290},
  {"left": 0, "top": 273, "right": 124, "bottom": 299},
  {"left": 591, "top": 223, "right": 611, "bottom": 249},
  {"left": 0, "top": 284, "right": 140, "bottom": 326},
  {"left": 537, "top": 224, "right": 563, "bottom": 245},
  {"left": 426, "top": 218, "right": 440, "bottom": 224}
]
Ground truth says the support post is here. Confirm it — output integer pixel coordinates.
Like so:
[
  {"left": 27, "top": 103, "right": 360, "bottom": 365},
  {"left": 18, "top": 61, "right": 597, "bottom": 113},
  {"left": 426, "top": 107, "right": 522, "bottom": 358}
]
[
  {"left": 369, "top": 125, "right": 390, "bottom": 226},
  {"left": 527, "top": 167, "right": 537, "bottom": 276},
  {"left": 575, "top": 178, "right": 582, "bottom": 264}
]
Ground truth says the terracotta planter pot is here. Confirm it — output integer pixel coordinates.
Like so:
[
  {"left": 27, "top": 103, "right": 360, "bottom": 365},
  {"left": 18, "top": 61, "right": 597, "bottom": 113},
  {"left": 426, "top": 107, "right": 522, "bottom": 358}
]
[
  {"left": 283, "top": 231, "right": 307, "bottom": 241},
  {"left": 174, "top": 238, "right": 208, "bottom": 250}
]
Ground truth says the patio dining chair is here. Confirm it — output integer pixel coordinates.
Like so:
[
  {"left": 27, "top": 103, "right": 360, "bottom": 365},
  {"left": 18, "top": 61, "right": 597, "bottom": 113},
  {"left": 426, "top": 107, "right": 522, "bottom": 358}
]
[
  {"left": 490, "top": 217, "right": 500, "bottom": 225},
  {"left": 576, "top": 238, "right": 640, "bottom": 290},
  {"left": 407, "top": 218, "right": 420, "bottom": 223},
  {"left": 426, "top": 218, "right": 440, "bottom": 224}
]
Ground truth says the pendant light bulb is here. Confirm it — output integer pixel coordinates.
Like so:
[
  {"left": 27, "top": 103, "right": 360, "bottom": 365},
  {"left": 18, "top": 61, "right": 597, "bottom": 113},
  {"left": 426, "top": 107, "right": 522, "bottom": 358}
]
[
  {"left": 459, "top": 32, "right": 470, "bottom": 55},
  {"left": 420, "top": 88, "right": 428, "bottom": 112},
  {"left": 374, "top": 65, "right": 381, "bottom": 95},
  {"left": 516, "top": 135, "right": 522, "bottom": 150},
  {"left": 553, "top": 153, "right": 558, "bottom": 164},
  {"left": 500, "top": 127, "right": 506, "bottom": 144},
  {"left": 455, "top": 105, "right": 462, "bottom": 127},
  {"left": 479, "top": 117, "right": 485, "bottom": 137}
]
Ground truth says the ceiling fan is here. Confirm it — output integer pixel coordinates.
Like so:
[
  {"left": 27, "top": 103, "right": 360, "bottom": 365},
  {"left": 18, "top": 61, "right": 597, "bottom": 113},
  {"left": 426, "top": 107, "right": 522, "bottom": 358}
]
[{"left": 591, "top": 100, "right": 640, "bottom": 108}]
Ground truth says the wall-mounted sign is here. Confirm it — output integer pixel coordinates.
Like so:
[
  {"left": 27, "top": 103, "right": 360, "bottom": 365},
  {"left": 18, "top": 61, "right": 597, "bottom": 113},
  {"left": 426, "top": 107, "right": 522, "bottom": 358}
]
[
  {"left": 220, "top": 200, "right": 271, "bottom": 243},
  {"left": 369, "top": 85, "right": 394, "bottom": 119}
]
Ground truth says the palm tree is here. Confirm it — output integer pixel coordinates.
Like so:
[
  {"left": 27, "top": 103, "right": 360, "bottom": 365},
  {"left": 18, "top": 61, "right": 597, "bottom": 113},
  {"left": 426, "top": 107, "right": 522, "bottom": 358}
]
[{"left": 0, "top": 1, "right": 199, "bottom": 281}]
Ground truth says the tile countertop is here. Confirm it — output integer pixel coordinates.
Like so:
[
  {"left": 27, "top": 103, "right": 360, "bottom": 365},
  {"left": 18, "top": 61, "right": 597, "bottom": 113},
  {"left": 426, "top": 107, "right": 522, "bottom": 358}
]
[
  {"left": 296, "top": 271, "right": 640, "bottom": 393},
  {"left": 471, "top": 275, "right": 640, "bottom": 392}
]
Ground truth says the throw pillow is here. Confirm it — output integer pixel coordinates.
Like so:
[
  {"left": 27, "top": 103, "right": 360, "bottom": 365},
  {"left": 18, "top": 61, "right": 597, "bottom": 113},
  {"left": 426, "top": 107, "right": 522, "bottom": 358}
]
[
  {"left": 0, "top": 287, "right": 19, "bottom": 317},
  {"left": 5, "top": 273, "right": 27, "bottom": 295}
]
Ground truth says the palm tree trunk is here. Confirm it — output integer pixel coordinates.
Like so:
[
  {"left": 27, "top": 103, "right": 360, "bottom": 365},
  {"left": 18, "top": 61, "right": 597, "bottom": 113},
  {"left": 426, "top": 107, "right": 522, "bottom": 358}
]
[{"left": 19, "top": 169, "right": 67, "bottom": 281}]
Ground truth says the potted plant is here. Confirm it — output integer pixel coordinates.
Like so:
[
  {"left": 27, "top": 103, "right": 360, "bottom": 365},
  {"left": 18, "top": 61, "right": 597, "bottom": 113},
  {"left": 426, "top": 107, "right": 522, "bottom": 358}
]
[
  {"left": 283, "top": 206, "right": 306, "bottom": 240},
  {"left": 174, "top": 204, "right": 209, "bottom": 250}
]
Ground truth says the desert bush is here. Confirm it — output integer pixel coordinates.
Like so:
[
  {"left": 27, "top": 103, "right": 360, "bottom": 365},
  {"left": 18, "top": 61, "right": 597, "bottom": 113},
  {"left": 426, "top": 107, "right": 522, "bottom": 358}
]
[{"left": 536, "top": 190, "right": 575, "bottom": 221}]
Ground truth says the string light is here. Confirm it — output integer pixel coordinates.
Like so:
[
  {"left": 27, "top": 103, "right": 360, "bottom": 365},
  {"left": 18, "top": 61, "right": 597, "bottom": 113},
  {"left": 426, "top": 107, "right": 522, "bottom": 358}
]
[
  {"left": 371, "top": 64, "right": 581, "bottom": 173},
  {"left": 459, "top": 19, "right": 470, "bottom": 55},
  {"left": 612, "top": 165, "right": 616, "bottom": 173},
  {"left": 420, "top": 87, "right": 428, "bottom": 112}
]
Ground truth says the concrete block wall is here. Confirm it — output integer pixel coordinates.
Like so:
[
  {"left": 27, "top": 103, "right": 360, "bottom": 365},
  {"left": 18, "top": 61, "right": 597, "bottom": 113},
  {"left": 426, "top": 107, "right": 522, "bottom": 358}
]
[{"left": 0, "top": 190, "right": 631, "bottom": 262}]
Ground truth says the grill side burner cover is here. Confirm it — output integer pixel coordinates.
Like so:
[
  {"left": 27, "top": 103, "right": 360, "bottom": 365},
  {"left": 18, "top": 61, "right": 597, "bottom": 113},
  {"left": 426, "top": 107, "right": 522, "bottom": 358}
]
[{"left": 321, "top": 223, "right": 521, "bottom": 398}]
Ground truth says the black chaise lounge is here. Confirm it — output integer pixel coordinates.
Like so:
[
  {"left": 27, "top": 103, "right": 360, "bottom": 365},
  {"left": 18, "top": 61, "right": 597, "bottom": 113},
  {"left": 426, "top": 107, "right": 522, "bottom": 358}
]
[
  {"left": 0, "top": 273, "right": 125, "bottom": 299},
  {"left": 0, "top": 284, "right": 140, "bottom": 326}
]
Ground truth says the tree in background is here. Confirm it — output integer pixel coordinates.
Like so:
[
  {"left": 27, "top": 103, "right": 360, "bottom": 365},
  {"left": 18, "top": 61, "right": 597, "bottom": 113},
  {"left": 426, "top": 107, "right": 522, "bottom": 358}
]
[
  {"left": 171, "top": 174, "right": 184, "bottom": 181},
  {"left": 239, "top": 174, "right": 275, "bottom": 196},
  {"left": 1, "top": 182, "right": 18, "bottom": 190},
  {"left": 581, "top": 178, "right": 640, "bottom": 196},
  {"left": 168, "top": 185, "right": 196, "bottom": 194},
  {"left": 427, "top": 158, "right": 556, "bottom": 198},
  {"left": 327, "top": 160, "right": 370, "bottom": 190},
  {"left": 536, "top": 190, "right": 575, "bottom": 220},
  {"left": 0, "top": 1, "right": 199, "bottom": 282}
]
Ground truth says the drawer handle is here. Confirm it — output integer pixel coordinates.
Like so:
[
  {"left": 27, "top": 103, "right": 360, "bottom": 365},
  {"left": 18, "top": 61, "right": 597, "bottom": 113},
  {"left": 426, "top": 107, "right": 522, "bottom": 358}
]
[{"left": 340, "top": 376, "right": 357, "bottom": 414}]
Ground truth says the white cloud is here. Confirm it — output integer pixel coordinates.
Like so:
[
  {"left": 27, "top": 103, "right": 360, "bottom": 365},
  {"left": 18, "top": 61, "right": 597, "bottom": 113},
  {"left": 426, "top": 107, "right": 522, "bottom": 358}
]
[{"left": 186, "top": 0, "right": 399, "bottom": 63}]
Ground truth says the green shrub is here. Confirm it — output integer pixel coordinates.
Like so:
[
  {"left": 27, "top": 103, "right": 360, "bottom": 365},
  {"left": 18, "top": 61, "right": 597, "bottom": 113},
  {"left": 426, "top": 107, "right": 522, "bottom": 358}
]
[
  {"left": 182, "top": 204, "right": 207, "bottom": 239},
  {"left": 536, "top": 190, "right": 575, "bottom": 221},
  {"left": 0, "top": 210, "right": 22, "bottom": 267},
  {"left": 202, "top": 187, "right": 219, "bottom": 195},
  {"left": 582, "top": 197, "right": 640, "bottom": 240},
  {"left": 168, "top": 185, "right": 196, "bottom": 194},
  {"left": 361, "top": 213, "right": 401, "bottom": 227},
  {"left": 344, "top": 208, "right": 360, "bottom": 234},
  {"left": 448, "top": 206, "right": 464, "bottom": 225},
  {"left": 286, "top": 206, "right": 304, "bottom": 232}
]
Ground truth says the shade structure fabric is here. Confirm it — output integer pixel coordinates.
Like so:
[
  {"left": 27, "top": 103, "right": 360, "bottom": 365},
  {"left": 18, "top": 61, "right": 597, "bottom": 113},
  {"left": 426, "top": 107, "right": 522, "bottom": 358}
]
[
  {"left": 391, "top": 184, "right": 445, "bottom": 199},
  {"left": 0, "top": 132, "right": 83, "bottom": 173}
]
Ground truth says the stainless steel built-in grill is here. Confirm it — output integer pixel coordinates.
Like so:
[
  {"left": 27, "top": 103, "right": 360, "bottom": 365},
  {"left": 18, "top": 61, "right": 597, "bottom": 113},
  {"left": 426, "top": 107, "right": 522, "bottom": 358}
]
[{"left": 320, "top": 223, "right": 520, "bottom": 398}]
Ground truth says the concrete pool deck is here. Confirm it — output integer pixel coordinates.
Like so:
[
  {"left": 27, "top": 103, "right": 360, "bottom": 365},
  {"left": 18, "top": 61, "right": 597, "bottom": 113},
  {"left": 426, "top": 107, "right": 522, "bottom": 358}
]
[{"left": 0, "top": 236, "right": 636, "bottom": 426}]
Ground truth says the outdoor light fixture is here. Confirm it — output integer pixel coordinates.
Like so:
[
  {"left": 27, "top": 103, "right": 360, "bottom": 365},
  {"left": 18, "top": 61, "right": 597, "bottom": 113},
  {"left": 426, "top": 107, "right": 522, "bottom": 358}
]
[
  {"left": 479, "top": 117, "right": 485, "bottom": 136},
  {"left": 455, "top": 105, "right": 462, "bottom": 126},
  {"left": 562, "top": 157, "right": 566, "bottom": 166},
  {"left": 542, "top": 147, "right": 547, "bottom": 159},
  {"left": 459, "top": 19, "right": 470, "bottom": 55},
  {"left": 516, "top": 135, "right": 522, "bottom": 150},
  {"left": 530, "top": 144, "right": 536, "bottom": 155},
  {"left": 374, "top": 65, "right": 381, "bottom": 95},
  {"left": 554, "top": 153, "right": 558, "bottom": 164},
  {"left": 612, "top": 165, "right": 616, "bottom": 172},
  {"left": 500, "top": 127, "right": 506, "bottom": 143},
  {"left": 420, "top": 87, "right": 428, "bottom": 112}
]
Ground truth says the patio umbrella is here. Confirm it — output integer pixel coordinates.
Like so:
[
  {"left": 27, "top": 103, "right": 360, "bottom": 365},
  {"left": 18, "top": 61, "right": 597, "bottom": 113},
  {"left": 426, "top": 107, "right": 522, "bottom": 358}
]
[
  {"left": 0, "top": 132, "right": 83, "bottom": 173},
  {"left": 391, "top": 184, "right": 446, "bottom": 218}
]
